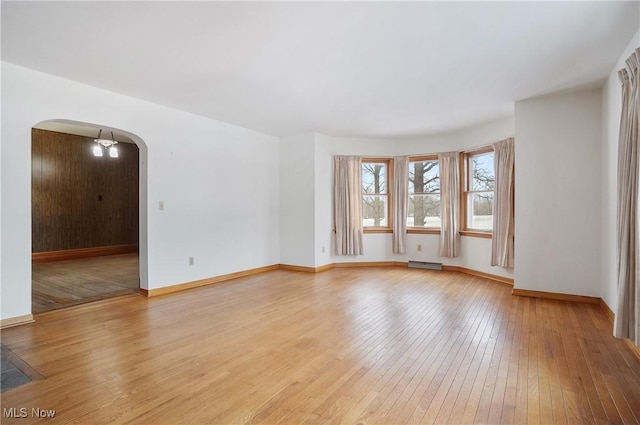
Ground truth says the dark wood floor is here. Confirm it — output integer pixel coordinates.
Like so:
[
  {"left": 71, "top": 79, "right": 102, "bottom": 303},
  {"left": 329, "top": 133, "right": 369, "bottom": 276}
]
[
  {"left": 32, "top": 253, "right": 139, "bottom": 314},
  {"left": 2, "top": 267, "right": 639, "bottom": 424}
]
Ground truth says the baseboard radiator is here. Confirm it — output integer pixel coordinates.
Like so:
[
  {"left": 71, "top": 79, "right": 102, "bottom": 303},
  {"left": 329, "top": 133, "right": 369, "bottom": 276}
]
[{"left": 408, "top": 261, "right": 443, "bottom": 271}]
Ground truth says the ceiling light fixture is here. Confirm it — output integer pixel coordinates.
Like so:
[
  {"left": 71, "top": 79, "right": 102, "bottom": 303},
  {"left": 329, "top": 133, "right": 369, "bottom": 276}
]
[{"left": 93, "top": 129, "right": 118, "bottom": 158}]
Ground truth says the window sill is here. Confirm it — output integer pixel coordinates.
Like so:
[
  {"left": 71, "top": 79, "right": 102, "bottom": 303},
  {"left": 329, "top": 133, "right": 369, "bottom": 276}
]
[
  {"left": 407, "top": 228, "right": 441, "bottom": 235},
  {"left": 460, "top": 230, "right": 492, "bottom": 239},
  {"left": 363, "top": 228, "right": 392, "bottom": 234},
  {"left": 361, "top": 229, "right": 492, "bottom": 237}
]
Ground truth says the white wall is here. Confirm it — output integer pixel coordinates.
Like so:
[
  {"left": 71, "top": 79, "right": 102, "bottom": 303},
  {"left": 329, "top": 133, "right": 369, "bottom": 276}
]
[
  {"left": 601, "top": 29, "right": 640, "bottom": 313},
  {"left": 0, "top": 60, "right": 4, "bottom": 318},
  {"left": 514, "top": 88, "right": 602, "bottom": 297},
  {"left": 314, "top": 133, "right": 400, "bottom": 266},
  {"left": 397, "top": 117, "right": 515, "bottom": 155},
  {"left": 314, "top": 134, "right": 333, "bottom": 267},
  {"left": 280, "top": 134, "right": 316, "bottom": 267},
  {"left": 1, "top": 62, "right": 280, "bottom": 321}
]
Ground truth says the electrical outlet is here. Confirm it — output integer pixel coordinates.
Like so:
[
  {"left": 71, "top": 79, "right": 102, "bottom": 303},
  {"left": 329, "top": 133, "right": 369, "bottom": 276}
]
[
  {"left": 159, "top": 201, "right": 165, "bottom": 211},
  {"left": 417, "top": 244, "right": 422, "bottom": 252},
  {"left": 189, "top": 257, "right": 194, "bottom": 266},
  {"left": 322, "top": 246, "right": 325, "bottom": 253}
]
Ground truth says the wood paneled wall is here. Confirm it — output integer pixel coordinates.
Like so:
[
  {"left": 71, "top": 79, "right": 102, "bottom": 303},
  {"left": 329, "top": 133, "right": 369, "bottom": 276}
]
[{"left": 31, "top": 128, "right": 139, "bottom": 253}]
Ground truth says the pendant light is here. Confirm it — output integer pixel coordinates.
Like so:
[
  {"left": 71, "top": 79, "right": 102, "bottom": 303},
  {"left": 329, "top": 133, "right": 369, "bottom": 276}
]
[{"left": 93, "top": 129, "right": 119, "bottom": 158}]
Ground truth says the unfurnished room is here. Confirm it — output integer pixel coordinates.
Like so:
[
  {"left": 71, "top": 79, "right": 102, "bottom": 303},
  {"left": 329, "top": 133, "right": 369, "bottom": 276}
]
[{"left": 1, "top": 1, "right": 639, "bottom": 424}]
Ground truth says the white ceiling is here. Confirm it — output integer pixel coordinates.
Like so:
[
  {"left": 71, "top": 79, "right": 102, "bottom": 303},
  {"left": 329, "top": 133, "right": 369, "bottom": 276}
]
[{"left": 2, "top": 1, "right": 639, "bottom": 138}]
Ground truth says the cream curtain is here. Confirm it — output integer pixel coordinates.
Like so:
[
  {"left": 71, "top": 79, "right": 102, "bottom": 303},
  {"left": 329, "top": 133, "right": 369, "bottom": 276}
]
[
  {"left": 334, "top": 155, "right": 364, "bottom": 256},
  {"left": 393, "top": 156, "right": 409, "bottom": 254},
  {"left": 439, "top": 152, "right": 460, "bottom": 257},
  {"left": 614, "top": 48, "right": 639, "bottom": 346},
  {"left": 491, "top": 138, "right": 515, "bottom": 268}
]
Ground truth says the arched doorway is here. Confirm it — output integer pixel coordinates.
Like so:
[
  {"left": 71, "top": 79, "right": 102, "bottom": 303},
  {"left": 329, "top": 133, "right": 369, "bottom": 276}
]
[{"left": 30, "top": 119, "right": 148, "bottom": 313}]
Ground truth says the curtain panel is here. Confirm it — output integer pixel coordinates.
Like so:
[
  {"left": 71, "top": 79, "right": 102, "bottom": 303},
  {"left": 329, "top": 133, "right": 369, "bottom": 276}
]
[
  {"left": 439, "top": 152, "right": 460, "bottom": 257},
  {"left": 393, "top": 156, "right": 409, "bottom": 254},
  {"left": 333, "top": 155, "right": 364, "bottom": 256},
  {"left": 614, "top": 48, "right": 639, "bottom": 346},
  {"left": 491, "top": 137, "right": 515, "bottom": 268}
]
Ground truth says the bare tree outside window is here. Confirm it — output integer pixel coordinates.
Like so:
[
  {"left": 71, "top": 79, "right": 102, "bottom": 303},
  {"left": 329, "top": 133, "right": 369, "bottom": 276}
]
[
  {"left": 466, "top": 152, "right": 495, "bottom": 230},
  {"left": 362, "top": 162, "right": 388, "bottom": 227},
  {"left": 408, "top": 159, "right": 440, "bottom": 228}
]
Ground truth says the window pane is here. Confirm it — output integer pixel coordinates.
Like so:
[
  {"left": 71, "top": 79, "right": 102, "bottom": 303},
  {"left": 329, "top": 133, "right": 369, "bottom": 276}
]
[
  {"left": 363, "top": 195, "right": 387, "bottom": 227},
  {"left": 470, "top": 153, "right": 494, "bottom": 191},
  {"left": 362, "top": 163, "right": 386, "bottom": 194},
  {"left": 408, "top": 194, "right": 440, "bottom": 228},
  {"left": 409, "top": 160, "right": 439, "bottom": 194},
  {"left": 468, "top": 192, "right": 493, "bottom": 230}
]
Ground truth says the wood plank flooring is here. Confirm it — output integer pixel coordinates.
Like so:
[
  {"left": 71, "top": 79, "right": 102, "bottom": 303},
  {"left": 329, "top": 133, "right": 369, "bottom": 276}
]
[
  {"left": 2, "top": 267, "right": 639, "bottom": 424},
  {"left": 31, "top": 253, "right": 139, "bottom": 314}
]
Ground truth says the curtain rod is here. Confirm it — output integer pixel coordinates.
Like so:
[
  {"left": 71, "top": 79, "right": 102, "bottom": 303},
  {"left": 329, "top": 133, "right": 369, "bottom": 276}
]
[
  {"left": 405, "top": 143, "right": 494, "bottom": 157},
  {"left": 460, "top": 143, "right": 493, "bottom": 154},
  {"left": 335, "top": 142, "right": 497, "bottom": 159}
]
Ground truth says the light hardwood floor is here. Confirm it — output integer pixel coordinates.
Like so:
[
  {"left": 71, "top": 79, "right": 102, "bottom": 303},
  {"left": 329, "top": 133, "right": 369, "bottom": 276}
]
[
  {"left": 2, "top": 267, "right": 639, "bottom": 424},
  {"left": 32, "top": 253, "right": 139, "bottom": 314}
]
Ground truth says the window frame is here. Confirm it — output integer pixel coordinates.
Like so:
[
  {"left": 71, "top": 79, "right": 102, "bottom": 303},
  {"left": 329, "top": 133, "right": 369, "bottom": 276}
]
[
  {"left": 361, "top": 158, "right": 393, "bottom": 233},
  {"left": 460, "top": 147, "right": 494, "bottom": 238},
  {"left": 407, "top": 154, "right": 441, "bottom": 234}
]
